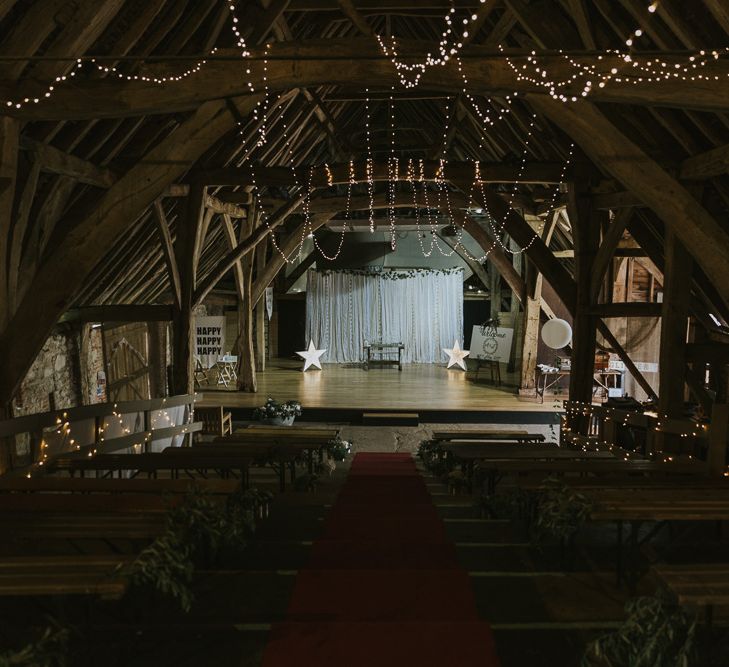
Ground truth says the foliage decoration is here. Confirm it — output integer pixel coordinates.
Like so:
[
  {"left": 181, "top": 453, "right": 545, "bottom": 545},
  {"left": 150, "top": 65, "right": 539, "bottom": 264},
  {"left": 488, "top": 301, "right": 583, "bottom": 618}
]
[
  {"left": 0, "top": 623, "right": 70, "bottom": 667},
  {"left": 416, "top": 439, "right": 442, "bottom": 471},
  {"left": 121, "top": 486, "right": 266, "bottom": 612},
  {"left": 315, "top": 267, "right": 463, "bottom": 281},
  {"left": 582, "top": 593, "right": 698, "bottom": 667},
  {"left": 478, "top": 486, "right": 532, "bottom": 521},
  {"left": 252, "top": 398, "right": 302, "bottom": 422},
  {"left": 326, "top": 435, "right": 352, "bottom": 462},
  {"left": 533, "top": 477, "right": 594, "bottom": 543}
]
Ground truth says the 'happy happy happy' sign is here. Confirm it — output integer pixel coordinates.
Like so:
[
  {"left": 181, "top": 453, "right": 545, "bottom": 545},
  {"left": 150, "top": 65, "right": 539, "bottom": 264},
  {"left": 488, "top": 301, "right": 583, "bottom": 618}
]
[{"left": 195, "top": 316, "right": 226, "bottom": 368}]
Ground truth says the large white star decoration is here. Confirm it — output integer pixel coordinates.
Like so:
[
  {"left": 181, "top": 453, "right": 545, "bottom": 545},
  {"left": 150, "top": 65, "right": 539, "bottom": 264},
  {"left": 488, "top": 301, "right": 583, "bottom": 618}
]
[
  {"left": 443, "top": 340, "right": 470, "bottom": 370},
  {"left": 296, "top": 340, "right": 327, "bottom": 371}
]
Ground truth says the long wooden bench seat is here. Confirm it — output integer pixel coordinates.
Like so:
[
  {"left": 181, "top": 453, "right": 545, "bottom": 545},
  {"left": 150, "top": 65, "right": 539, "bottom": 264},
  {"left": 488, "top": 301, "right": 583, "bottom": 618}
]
[
  {"left": 50, "top": 452, "right": 252, "bottom": 480},
  {"left": 0, "top": 555, "right": 130, "bottom": 599},
  {"left": 0, "top": 477, "right": 240, "bottom": 495},
  {"left": 514, "top": 476, "right": 725, "bottom": 491},
  {"left": 655, "top": 564, "right": 729, "bottom": 609},
  {"left": 237, "top": 425, "right": 339, "bottom": 438},
  {"left": 0, "top": 513, "right": 165, "bottom": 540},
  {"left": 0, "top": 492, "right": 211, "bottom": 513},
  {"left": 432, "top": 430, "right": 543, "bottom": 442},
  {"left": 466, "top": 459, "right": 704, "bottom": 495}
]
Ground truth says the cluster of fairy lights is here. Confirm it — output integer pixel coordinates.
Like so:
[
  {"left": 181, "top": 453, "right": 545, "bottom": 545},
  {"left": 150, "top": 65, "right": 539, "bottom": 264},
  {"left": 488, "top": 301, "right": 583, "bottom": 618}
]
[
  {"left": 562, "top": 401, "right": 712, "bottom": 467},
  {"left": 239, "top": 77, "right": 575, "bottom": 266},
  {"left": 24, "top": 399, "right": 193, "bottom": 478},
  {"left": 3, "top": 0, "right": 726, "bottom": 109},
  {"left": 1, "top": 1, "right": 717, "bottom": 267}
]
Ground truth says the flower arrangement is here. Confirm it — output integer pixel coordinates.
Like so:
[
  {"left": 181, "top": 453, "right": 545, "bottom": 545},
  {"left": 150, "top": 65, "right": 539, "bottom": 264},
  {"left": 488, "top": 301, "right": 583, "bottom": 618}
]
[
  {"left": 326, "top": 435, "right": 352, "bottom": 461},
  {"left": 252, "top": 398, "right": 302, "bottom": 424}
]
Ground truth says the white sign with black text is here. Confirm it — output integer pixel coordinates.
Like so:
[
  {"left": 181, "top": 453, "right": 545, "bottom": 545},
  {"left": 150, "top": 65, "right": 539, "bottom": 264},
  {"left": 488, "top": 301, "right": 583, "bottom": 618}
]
[
  {"left": 195, "top": 316, "right": 226, "bottom": 369},
  {"left": 469, "top": 325, "right": 514, "bottom": 364}
]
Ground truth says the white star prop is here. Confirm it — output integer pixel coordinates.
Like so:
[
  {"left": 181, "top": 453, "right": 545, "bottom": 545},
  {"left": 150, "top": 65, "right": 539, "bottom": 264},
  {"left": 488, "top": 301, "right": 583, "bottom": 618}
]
[
  {"left": 296, "top": 340, "right": 327, "bottom": 371},
  {"left": 443, "top": 340, "right": 470, "bottom": 370}
]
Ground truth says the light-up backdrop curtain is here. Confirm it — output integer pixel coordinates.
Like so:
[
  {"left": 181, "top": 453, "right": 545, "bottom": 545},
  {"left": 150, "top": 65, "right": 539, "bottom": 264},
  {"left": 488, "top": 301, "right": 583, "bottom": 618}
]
[{"left": 306, "top": 269, "right": 463, "bottom": 363}]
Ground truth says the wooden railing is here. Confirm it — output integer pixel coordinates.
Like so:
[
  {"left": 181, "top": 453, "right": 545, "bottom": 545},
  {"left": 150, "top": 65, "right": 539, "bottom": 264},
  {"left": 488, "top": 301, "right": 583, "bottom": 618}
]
[
  {"left": 0, "top": 394, "right": 201, "bottom": 474},
  {"left": 562, "top": 401, "right": 710, "bottom": 463}
]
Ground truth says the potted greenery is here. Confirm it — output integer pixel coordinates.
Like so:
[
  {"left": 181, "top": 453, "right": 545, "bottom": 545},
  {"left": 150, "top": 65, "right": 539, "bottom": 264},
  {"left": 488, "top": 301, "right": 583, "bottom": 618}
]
[
  {"left": 326, "top": 435, "right": 352, "bottom": 462},
  {"left": 252, "top": 397, "right": 302, "bottom": 425}
]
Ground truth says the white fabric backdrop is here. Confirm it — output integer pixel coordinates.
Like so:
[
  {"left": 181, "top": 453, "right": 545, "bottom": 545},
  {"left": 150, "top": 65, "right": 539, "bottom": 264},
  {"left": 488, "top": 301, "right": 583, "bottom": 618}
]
[{"left": 306, "top": 269, "right": 463, "bottom": 363}]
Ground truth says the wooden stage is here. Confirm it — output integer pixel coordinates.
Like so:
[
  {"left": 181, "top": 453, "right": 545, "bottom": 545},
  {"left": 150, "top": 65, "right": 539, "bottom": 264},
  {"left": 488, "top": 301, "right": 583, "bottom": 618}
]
[{"left": 197, "top": 360, "right": 560, "bottom": 415}]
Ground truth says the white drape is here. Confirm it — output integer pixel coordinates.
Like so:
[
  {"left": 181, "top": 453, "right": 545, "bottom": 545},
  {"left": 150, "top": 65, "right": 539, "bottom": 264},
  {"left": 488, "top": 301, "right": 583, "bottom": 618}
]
[{"left": 306, "top": 269, "right": 463, "bottom": 363}]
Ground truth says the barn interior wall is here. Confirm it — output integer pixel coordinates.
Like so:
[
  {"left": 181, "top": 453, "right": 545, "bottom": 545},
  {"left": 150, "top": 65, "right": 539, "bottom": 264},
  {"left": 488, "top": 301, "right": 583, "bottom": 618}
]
[{"left": 12, "top": 329, "right": 82, "bottom": 417}]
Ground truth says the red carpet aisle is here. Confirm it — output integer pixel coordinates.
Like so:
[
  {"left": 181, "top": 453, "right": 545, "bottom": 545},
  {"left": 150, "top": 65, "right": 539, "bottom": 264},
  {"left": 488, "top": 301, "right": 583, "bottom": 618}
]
[{"left": 262, "top": 453, "right": 501, "bottom": 666}]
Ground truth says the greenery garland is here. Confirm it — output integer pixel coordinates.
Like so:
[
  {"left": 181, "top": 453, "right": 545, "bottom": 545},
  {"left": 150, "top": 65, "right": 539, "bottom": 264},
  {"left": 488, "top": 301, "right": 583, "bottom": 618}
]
[
  {"left": 582, "top": 593, "right": 698, "bottom": 667},
  {"left": 315, "top": 267, "right": 464, "bottom": 281},
  {"left": 120, "top": 486, "right": 268, "bottom": 612},
  {"left": 533, "top": 477, "right": 594, "bottom": 542},
  {"left": 0, "top": 624, "right": 70, "bottom": 667}
]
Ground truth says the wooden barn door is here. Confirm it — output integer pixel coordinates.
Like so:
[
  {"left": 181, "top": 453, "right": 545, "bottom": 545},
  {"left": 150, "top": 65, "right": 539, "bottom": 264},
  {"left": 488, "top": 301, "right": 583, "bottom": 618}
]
[{"left": 102, "top": 323, "right": 151, "bottom": 402}]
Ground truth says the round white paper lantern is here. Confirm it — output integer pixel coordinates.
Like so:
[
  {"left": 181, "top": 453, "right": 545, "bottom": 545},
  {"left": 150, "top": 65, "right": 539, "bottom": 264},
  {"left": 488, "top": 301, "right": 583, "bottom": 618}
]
[{"left": 541, "top": 318, "right": 572, "bottom": 349}]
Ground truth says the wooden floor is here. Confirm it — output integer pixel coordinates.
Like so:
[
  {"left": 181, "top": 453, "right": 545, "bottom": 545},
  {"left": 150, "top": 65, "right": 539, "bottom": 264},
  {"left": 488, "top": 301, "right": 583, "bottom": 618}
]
[{"left": 198, "top": 359, "right": 560, "bottom": 413}]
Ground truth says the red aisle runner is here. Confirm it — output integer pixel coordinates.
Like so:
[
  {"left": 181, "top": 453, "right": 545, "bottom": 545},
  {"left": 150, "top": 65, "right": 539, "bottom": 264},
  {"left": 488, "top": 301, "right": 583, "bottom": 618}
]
[{"left": 261, "top": 452, "right": 501, "bottom": 666}]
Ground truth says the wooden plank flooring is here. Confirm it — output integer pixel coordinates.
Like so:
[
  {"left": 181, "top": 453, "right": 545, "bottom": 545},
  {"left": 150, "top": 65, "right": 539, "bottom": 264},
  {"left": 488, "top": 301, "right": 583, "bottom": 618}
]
[{"left": 197, "top": 360, "right": 560, "bottom": 413}]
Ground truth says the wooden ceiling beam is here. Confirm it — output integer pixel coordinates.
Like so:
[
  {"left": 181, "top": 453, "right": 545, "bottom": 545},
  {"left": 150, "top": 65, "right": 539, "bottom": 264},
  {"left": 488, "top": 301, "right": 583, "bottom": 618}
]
[
  {"left": 703, "top": 0, "right": 729, "bottom": 36},
  {"left": 198, "top": 160, "right": 566, "bottom": 186},
  {"left": 680, "top": 143, "right": 729, "bottom": 180},
  {"left": 0, "top": 95, "right": 264, "bottom": 406},
  {"left": 10, "top": 40, "right": 729, "bottom": 120},
  {"left": 19, "top": 137, "right": 116, "bottom": 187},
  {"left": 531, "top": 96, "right": 729, "bottom": 310}
]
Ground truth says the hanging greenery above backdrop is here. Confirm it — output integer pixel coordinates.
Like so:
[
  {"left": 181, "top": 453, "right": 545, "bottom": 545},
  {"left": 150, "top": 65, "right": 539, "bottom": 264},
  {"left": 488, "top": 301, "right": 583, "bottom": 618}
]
[{"left": 314, "top": 267, "right": 464, "bottom": 281}]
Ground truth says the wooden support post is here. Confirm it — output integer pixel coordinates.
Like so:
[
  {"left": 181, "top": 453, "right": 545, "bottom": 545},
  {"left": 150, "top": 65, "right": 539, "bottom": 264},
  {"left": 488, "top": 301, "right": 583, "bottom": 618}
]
[
  {"left": 147, "top": 321, "right": 168, "bottom": 398},
  {"left": 0, "top": 116, "right": 19, "bottom": 334},
  {"left": 171, "top": 183, "right": 206, "bottom": 394},
  {"left": 221, "top": 210, "right": 257, "bottom": 393},
  {"left": 656, "top": 230, "right": 693, "bottom": 452},
  {"left": 508, "top": 240, "right": 522, "bottom": 374},
  {"left": 237, "top": 211, "right": 257, "bottom": 392},
  {"left": 519, "top": 260, "right": 542, "bottom": 398},
  {"left": 708, "top": 365, "right": 729, "bottom": 476},
  {"left": 0, "top": 405, "right": 12, "bottom": 475},
  {"left": 255, "top": 236, "right": 268, "bottom": 371},
  {"left": 567, "top": 183, "right": 603, "bottom": 434}
]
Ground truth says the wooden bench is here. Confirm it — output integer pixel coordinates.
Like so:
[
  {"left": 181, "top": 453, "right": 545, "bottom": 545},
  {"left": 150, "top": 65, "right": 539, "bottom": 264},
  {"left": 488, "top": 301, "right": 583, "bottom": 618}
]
[
  {"left": 0, "top": 512, "right": 166, "bottom": 541},
  {"left": 0, "top": 555, "right": 130, "bottom": 599},
  {"left": 0, "top": 477, "right": 240, "bottom": 495},
  {"left": 174, "top": 442, "right": 321, "bottom": 488},
  {"left": 50, "top": 452, "right": 252, "bottom": 484},
  {"left": 465, "top": 458, "right": 702, "bottom": 495},
  {"left": 432, "top": 429, "right": 534, "bottom": 440},
  {"left": 655, "top": 563, "right": 729, "bottom": 624},
  {"left": 581, "top": 486, "right": 726, "bottom": 590},
  {"left": 239, "top": 425, "right": 339, "bottom": 438}
]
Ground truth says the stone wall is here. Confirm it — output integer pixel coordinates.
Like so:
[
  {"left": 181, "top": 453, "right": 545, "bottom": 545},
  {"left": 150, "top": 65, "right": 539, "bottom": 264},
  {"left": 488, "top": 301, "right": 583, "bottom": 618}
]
[{"left": 13, "top": 328, "right": 82, "bottom": 417}]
